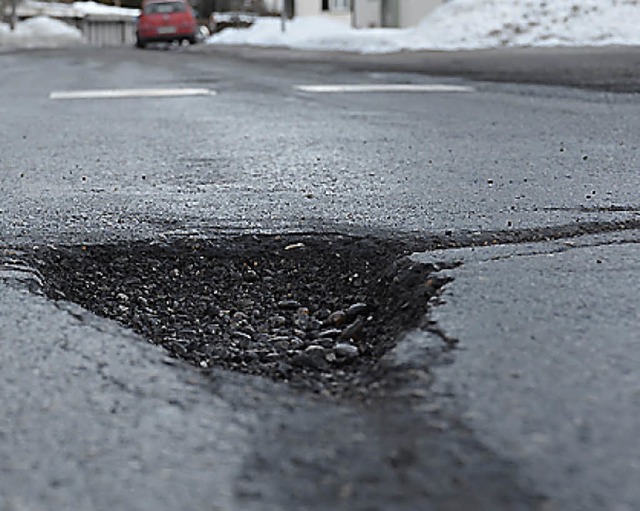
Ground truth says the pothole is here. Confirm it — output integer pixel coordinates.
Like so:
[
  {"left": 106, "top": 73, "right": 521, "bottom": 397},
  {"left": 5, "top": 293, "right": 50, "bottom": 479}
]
[{"left": 30, "top": 234, "right": 450, "bottom": 399}]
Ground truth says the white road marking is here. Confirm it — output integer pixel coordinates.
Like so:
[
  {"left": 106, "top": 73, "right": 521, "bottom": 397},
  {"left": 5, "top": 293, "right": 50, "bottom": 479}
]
[
  {"left": 49, "top": 88, "right": 216, "bottom": 100},
  {"left": 295, "top": 84, "right": 475, "bottom": 93}
]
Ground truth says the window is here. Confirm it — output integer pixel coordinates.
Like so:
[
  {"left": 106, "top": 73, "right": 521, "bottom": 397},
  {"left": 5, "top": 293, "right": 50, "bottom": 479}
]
[
  {"left": 144, "top": 1, "right": 187, "bottom": 14},
  {"left": 329, "top": 0, "right": 349, "bottom": 11}
]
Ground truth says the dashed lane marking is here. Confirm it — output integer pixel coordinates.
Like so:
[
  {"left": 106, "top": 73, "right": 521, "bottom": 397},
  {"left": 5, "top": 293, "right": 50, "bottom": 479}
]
[
  {"left": 49, "top": 88, "right": 216, "bottom": 100},
  {"left": 295, "top": 84, "right": 475, "bottom": 93},
  {"left": 295, "top": 84, "right": 475, "bottom": 94}
]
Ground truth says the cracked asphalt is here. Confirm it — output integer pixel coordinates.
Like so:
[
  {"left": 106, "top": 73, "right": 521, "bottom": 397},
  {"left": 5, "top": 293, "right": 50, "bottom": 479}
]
[
  {"left": 0, "top": 45, "right": 639, "bottom": 510},
  {"left": 416, "top": 230, "right": 640, "bottom": 511}
]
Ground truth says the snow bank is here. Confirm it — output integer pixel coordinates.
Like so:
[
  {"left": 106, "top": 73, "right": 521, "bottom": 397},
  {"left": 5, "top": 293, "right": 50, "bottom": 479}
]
[
  {"left": 0, "top": 16, "right": 84, "bottom": 49},
  {"left": 4, "top": 0, "right": 640, "bottom": 52},
  {"left": 208, "top": 0, "right": 640, "bottom": 52},
  {"left": 414, "top": 0, "right": 640, "bottom": 49},
  {"left": 209, "top": 16, "right": 404, "bottom": 53}
]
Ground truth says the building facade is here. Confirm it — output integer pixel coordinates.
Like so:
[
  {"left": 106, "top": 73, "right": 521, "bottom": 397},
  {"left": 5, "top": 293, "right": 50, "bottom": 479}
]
[
  {"left": 262, "top": 0, "right": 350, "bottom": 21},
  {"left": 261, "top": 0, "right": 443, "bottom": 27},
  {"left": 354, "top": 0, "right": 444, "bottom": 28}
]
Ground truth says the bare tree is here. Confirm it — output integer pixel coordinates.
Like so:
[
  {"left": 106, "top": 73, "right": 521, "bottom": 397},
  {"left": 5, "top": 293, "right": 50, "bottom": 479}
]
[
  {"left": 10, "top": 0, "right": 18, "bottom": 30},
  {"left": 2, "top": 0, "right": 20, "bottom": 30}
]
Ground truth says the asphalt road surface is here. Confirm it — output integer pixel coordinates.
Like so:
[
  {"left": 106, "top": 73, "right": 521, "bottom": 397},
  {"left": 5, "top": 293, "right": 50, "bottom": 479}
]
[{"left": 1, "top": 45, "right": 639, "bottom": 511}]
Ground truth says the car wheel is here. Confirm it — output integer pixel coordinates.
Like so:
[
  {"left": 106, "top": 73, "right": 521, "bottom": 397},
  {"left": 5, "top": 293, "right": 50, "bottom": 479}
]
[{"left": 135, "top": 36, "right": 146, "bottom": 49}]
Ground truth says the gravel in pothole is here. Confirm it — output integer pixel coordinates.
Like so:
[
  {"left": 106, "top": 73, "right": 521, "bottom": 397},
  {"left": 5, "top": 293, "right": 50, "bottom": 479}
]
[{"left": 31, "top": 234, "right": 448, "bottom": 398}]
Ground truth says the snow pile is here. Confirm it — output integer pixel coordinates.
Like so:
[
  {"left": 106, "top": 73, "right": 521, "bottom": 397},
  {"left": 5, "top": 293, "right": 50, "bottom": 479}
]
[
  {"left": 0, "top": 16, "right": 84, "bottom": 49},
  {"left": 18, "top": 1, "right": 139, "bottom": 19},
  {"left": 209, "top": 16, "right": 404, "bottom": 53},
  {"left": 208, "top": 0, "right": 640, "bottom": 52},
  {"left": 70, "top": 0, "right": 139, "bottom": 17},
  {"left": 1, "top": 1, "right": 140, "bottom": 50},
  {"left": 414, "top": 0, "right": 640, "bottom": 49}
]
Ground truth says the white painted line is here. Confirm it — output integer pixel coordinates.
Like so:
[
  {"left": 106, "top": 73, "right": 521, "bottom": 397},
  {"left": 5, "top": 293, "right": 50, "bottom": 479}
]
[
  {"left": 295, "top": 84, "right": 475, "bottom": 93},
  {"left": 49, "top": 88, "right": 216, "bottom": 100}
]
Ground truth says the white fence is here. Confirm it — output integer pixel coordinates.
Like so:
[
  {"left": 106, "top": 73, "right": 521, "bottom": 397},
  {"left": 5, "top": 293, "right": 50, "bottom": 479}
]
[
  {"left": 79, "top": 16, "right": 137, "bottom": 47},
  {"left": 15, "top": 4, "right": 139, "bottom": 47}
]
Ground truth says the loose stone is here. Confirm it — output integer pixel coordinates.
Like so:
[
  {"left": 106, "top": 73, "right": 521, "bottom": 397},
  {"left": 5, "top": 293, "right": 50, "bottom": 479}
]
[
  {"left": 346, "top": 302, "right": 368, "bottom": 319},
  {"left": 243, "top": 269, "right": 258, "bottom": 282},
  {"left": 255, "top": 333, "right": 270, "bottom": 343},
  {"left": 340, "top": 318, "right": 364, "bottom": 341},
  {"left": 293, "top": 328, "right": 307, "bottom": 339},
  {"left": 236, "top": 298, "right": 254, "bottom": 309},
  {"left": 315, "top": 337, "right": 335, "bottom": 348},
  {"left": 270, "top": 315, "right": 287, "bottom": 328},
  {"left": 292, "top": 352, "right": 328, "bottom": 371},
  {"left": 277, "top": 299, "right": 302, "bottom": 310},
  {"left": 289, "top": 337, "right": 305, "bottom": 348},
  {"left": 293, "top": 307, "right": 310, "bottom": 328},
  {"left": 274, "top": 340, "right": 290, "bottom": 351},
  {"left": 326, "top": 310, "right": 348, "bottom": 327},
  {"left": 334, "top": 343, "right": 359, "bottom": 359},
  {"left": 308, "top": 318, "right": 324, "bottom": 331},
  {"left": 318, "top": 328, "right": 342, "bottom": 339},
  {"left": 315, "top": 308, "right": 331, "bottom": 321},
  {"left": 233, "top": 331, "right": 253, "bottom": 348}
]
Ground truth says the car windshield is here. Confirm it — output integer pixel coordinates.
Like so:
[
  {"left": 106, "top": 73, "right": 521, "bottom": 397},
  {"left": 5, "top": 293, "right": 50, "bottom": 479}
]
[{"left": 144, "top": 2, "right": 186, "bottom": 14}]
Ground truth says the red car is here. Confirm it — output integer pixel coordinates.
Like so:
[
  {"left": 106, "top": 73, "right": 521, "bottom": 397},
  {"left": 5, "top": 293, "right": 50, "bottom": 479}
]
[{"left": 136, "top": 0, "right": 198, "bottom": 48}]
